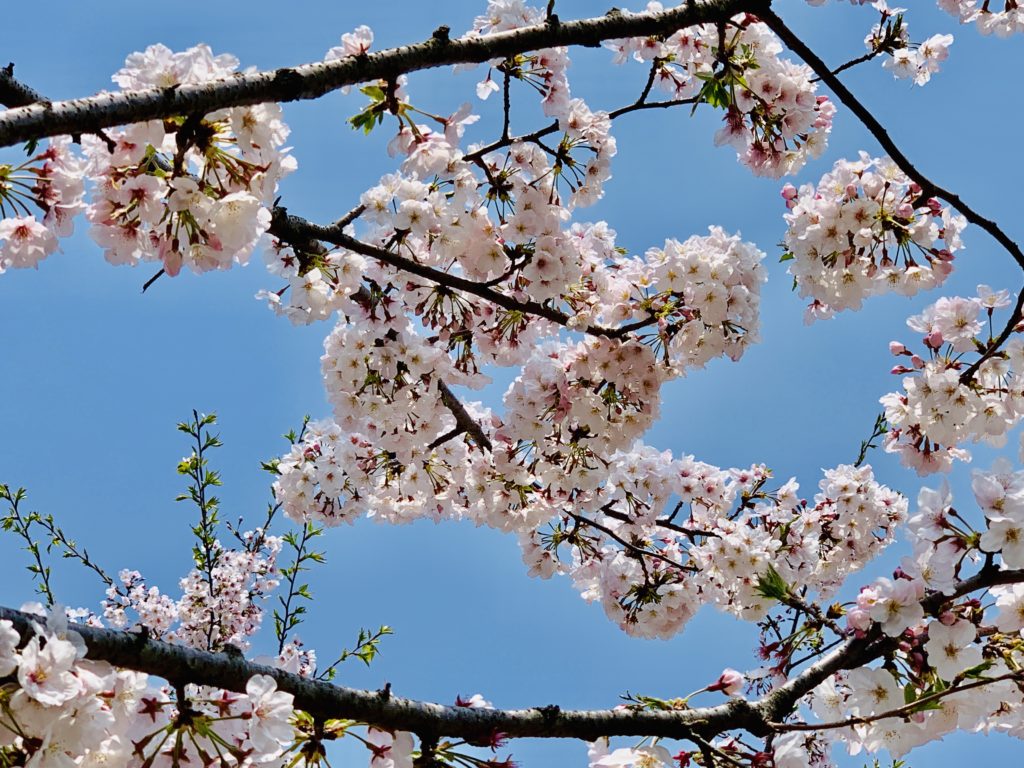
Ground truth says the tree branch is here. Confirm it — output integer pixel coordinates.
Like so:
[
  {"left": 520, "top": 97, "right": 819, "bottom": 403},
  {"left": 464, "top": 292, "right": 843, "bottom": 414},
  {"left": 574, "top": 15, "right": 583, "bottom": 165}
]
[
  {"left": 0, "top": 604, "right": 763, "bottom": 741},
  {"left": 0, "top": 63, "right": 49, "bottom": 109},
  {"left": 269, "top": 208, "right": 651, "bottom": 339},
  {"left": 566, "top": 510, "right": 696, "bottom": 574},
  {"left": 0, "top": 0, "right": 756, "bottom": 149},
  {"left": 770, "top": 671, "right": 1023, "bottom": 733},
  {"left": 1, "top": 572, "right": 1021, "bottom": 742},
  {"left": 436, "top": 379, "right": 493, "bottom": 452}
]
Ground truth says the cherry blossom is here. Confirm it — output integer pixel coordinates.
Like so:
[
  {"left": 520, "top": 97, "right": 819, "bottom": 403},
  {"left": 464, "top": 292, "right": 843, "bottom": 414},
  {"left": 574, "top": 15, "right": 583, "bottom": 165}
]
[
  {"left": 782, "top": 154, "right": 965, "bottom": 319},
  {"left": 881, "top": 288, "right": 1024, "bottom": 474},
  {"left": 4, "top": 3, "right": 1024, "bottom": 768}
]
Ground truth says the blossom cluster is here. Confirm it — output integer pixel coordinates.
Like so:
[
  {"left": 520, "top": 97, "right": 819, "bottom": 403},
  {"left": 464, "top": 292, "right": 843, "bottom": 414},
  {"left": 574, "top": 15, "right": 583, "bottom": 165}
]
[
  {"left": 782, "top": 154, "right": 966, "bottom": 322},
  {"left": 0, "top": 44, "right": 294, "bottom": 280},
  {"left": 276, "top": 396, "right": 905, "bottom": 638},
  {"left": 83, "top": 45, "right": 294, "bottom": 277},
  {"left": 470, "top": 1, "right": 571, "bottom": 120},
  {"left": 874, "top": 27, "right": 954, "bottom": 87},
  {"left": 0, "top": 138, "right": 85, "bottom": 272},
  {"left": 0, "top": 608, "right": 300, "bottom": 768},
  {"left": 782, "top": 463, "right": 1024, "bottom": 763},
  {"left": 881, "top": 287, "right": 1024, "bottom": 474},
  {"left": 575, "top": 461, "right": 1024, "bottom": 768},
  {"left": 939, "top": 0, "right": 1024, "bottom": 36},
  {"left": 606, "top": 6, "right": 834, "bottom": 177}
]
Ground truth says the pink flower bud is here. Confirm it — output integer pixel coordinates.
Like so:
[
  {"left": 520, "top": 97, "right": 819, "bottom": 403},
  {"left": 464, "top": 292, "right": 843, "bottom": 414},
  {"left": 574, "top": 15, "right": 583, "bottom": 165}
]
[
  {"left": 889, "top": 341, "right": 907, "bottom": 356},
  {"left": 924, "top": 331, "right": 944, "bottom": 349},
  {"left": 911, "top": 355, "right": 926, "bottom": 369},
  {"left": 846, "top": 608, "right": 872, "bottom": 633},
  {"left": 708, "top": 668, "right": 745, "bottom": 696},
  {"left": 890, "top": 365, "right": 912, "bottom": 375},
  {"left": 781, "top": 184, "right": 798, "bottom": 201}
]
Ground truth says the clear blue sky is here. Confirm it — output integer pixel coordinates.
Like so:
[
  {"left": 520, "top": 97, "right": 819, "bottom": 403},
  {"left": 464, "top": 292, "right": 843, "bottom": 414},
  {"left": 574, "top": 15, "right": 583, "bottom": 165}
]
[{"left": 1, "top": 2, "right": 1022, "bottom": 766}]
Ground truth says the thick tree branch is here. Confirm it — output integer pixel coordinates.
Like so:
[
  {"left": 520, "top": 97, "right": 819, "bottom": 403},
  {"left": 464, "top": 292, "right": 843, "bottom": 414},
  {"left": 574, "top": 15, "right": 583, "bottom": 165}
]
[
  {"left": 0, "top": 605, "right": 761, "bottom": 741},
  {"left": 0, "top": 0, "right": 757, "bottom": 149},
  {"left": 2, "top": 572, "right": 1022, "bottom": 742},
  {"left": 435, "top": 379, "right": 493, "bottom": 452}
]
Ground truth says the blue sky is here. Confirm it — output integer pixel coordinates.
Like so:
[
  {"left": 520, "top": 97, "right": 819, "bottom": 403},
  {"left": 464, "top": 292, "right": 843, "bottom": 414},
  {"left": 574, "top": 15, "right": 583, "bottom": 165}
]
[{"left": 1, "top": 1, "right": 1023, "bottom": 766}]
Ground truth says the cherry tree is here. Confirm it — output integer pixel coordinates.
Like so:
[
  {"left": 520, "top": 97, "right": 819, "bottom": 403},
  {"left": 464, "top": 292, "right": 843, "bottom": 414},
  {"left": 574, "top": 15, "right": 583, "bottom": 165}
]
[{"left": 1, "top": 1, "right": 1024, "bottom": 767}]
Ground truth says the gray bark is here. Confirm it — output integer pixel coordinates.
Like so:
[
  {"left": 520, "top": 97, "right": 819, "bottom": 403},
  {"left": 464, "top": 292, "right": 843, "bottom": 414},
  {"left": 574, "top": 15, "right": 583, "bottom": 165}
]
[{"left": 0, "top": 0, "right": 757, "bottom": 148}]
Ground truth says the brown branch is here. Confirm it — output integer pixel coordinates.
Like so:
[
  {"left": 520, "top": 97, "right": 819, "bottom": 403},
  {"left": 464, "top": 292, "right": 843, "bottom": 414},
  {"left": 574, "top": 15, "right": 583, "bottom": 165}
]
[
  {"left": 958, "top": 284, "right": 1024, "bottom": 385},
  {"left": 0, "top": 570, "right": 1020, "bottom": 742},
  {"left": 0, "top": 604, "right": 763, "bottom": 742},
  {"left": 436, "top": 379, "right": 493, "bottom": 452},
  {"left": 331, "top": 203, "right": 366, "bottom": 231},
  {"left": 600, "top": 505, "right": 714, "bottom": 540},
  {"left": 808, "top": 49, "right": 884, "bottom": 83},
  {"left": 269, "top": 208, "right": 648, "bottom": 339},
  {"left": 0, "top": 0, "right": 755, "bottom": 149},
  {"left": 566, "top": 510, "right": 696, "bottom": 574}
]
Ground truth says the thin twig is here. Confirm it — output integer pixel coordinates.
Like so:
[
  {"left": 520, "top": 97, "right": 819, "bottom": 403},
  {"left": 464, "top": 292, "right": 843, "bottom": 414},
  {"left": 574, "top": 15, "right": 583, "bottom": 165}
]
[{"left": 770, "top": 671, "right": 1023, "bottom": 733}]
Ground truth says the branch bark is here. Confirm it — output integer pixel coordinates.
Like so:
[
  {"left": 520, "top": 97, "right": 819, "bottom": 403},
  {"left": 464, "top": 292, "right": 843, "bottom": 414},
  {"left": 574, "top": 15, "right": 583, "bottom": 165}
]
[
  {"left": 0, "top": 0, "right": 756, "bottom": 149},
  {"left": 0, "top": 605, "right": 760, "bottom": 742},
  {"left": 2, "top": 571, "right": 1021, "bottom": 742}
]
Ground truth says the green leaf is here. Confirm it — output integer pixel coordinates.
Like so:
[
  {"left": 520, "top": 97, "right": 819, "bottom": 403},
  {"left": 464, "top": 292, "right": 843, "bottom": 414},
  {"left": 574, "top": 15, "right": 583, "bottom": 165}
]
[{"left": 754, "top": 565, "right": 790, "bottom": 602}]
